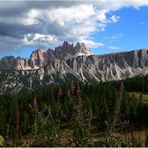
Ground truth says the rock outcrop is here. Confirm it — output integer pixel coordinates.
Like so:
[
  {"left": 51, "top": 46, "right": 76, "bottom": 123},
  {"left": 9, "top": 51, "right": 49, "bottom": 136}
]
[
  {"left": 0, "top": 41, "right": 148, "bottom": 94},
  {"left": 0, "top": 41, "right": 92, "bottom": 70}
]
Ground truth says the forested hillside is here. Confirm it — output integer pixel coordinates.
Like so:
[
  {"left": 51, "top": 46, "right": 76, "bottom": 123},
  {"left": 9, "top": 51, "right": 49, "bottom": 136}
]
[{"left": 0, "top": 75, "right": 148, "bottom": 146}]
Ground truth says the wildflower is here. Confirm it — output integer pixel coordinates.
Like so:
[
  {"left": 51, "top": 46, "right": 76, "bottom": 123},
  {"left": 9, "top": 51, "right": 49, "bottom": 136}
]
[
  {"left": 76, "top": 86, "right": 81, "bottom": 97},
  {"left": 87, "top": 110, "right": 93, "bottom": 128},
  {"left": 33, "top": 98, "right": 38, "bottom": 111},
  {"left": 67, "top": 89, "right": 71, "bottom": 98},
  {"left": 75, "top": 113, "right": 80, "bottom": 123},
  {"left": 71, "top": 81, "right": 77, "bottom": 96},
  {"left": 57, "top": 87, "right": 63, "bottom": 99},
  {"left": 111, "top": 81, "right": 125, "bottom": 131},
  {"left": 87, "top": 110, "right": 93, "bottom": 119}
]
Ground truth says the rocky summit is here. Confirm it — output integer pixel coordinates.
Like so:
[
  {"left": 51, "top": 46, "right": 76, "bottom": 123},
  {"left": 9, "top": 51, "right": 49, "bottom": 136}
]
[
  {"left": 0, "top": 41, "right": 148, "bottom": 95},
  {"left": 0, "top": 41, "right": 93, "bottom": 71}
]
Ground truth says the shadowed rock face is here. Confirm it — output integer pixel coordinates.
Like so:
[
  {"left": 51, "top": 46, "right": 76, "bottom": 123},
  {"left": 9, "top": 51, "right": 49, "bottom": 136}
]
[
  {"left": 0, "top": 41, "right": 148, "bottom": 94},
  {"left": 0, "top": 56, "right": 16, "bottom": 70}
]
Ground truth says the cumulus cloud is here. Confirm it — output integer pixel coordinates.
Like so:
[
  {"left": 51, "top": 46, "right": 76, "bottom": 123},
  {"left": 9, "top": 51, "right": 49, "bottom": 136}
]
[
  {"left": 0, "top": 0, "right": 148, "bottom": 52},
  {"left": 80, "top": 40, "right": 104, "bottom": 48},
  {"left": 22, "top": 33, "right": 60, "bottom": 49},
  {"left": 108, "top": 46, "right": 120, "bottom": 50},
  {"left": 0, "top": 3, "right": 110, "bottom": 50},
  {"left": 109, "top": 15, "right": 120, "bottom": 23}
]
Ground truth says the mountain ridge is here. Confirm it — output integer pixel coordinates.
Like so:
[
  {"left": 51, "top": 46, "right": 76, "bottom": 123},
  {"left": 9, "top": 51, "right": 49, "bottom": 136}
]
[
  {"left": 0, "top": 41, "right": 93, "bottom": 71},
  {"left": 1, "top": 41, "right": 148, "bottom": 94},
  {"left": 1, "top": 42, "right": 147, "bottom": 71}
]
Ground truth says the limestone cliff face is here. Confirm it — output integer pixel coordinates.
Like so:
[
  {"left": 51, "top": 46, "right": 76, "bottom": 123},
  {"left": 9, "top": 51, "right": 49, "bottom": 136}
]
[
  {"left": 0, "top": 49, "right": 54, "bottom": 70},
  {"left": 29, "top": 49, "right": 48, "bottom": 68},
  {"left": 1, "top": 41, "right": 148, "bottom": 94},
  {"left": 0, "top": 56, "right": 16, "bottom": 70},
  {"left": 0, "top": 41, "right": 92, "bottom": 70},
  {"left": 15, "top": 58, "right": 29, "bottom": 70},
  {"left": 0, "top": 42, "right": 148, "bottom": 77},
  {"left": 74, "top": 42, "right": 92, "bottom": 55},
  {"left": 55, "top": 41, "right": 75, "bottom": 59}
]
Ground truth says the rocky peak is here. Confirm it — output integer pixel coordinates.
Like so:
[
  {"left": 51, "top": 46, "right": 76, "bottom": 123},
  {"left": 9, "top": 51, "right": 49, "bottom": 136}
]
[
  {"left": 75, "top": 42, "right": 92, "bottom": 55},
  {"left": 15, "top": 57, "right": 29, "bottom": 70},
  {"left": 55, "top": 41, "right": 93, "bottom": 60},
  {"left": 0, "top": 41, "right": 93, "bottom": 70},
  {"left": 55, "top": 41, "right": 75, "bottom": 59},
  {"left": 63, "top": 41, "right": 73, "bottom": 49},
  {"left": 29, "top": 48, "right": 49, "bottom": 68},
  {"left": 47, "top": 48, "right": 56, "bottom": 60},
  {"left": 30, "top": 48, "right": 46, "bottom": 59}
]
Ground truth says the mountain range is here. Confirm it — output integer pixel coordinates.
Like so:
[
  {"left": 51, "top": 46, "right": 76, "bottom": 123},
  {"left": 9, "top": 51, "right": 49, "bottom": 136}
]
[{"left": 0, "top": 41, "right": 148, "bottom": 95}]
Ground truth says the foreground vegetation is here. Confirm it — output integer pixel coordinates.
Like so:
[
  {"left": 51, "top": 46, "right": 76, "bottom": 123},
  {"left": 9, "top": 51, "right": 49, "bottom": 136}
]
[{"left": 0, "top": 75, "right": 148, "bottom": 146}]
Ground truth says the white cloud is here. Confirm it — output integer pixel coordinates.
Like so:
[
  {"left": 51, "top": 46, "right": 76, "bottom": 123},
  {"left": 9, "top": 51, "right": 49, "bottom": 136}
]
[
  {"left": 1, "top": 0, "right": 148, "bottom": 52},
  {"left": 21, "top": 5, "right": 106, "bottom": 49},
  {"left": 108, "top": 46, "right": 120, "bottom": 50},
  {"left": 110, "top": 15, "right": 120, "bottom": 23},
  {"left": 93, "top": 0, "right": 148, "bottom": 11},
  {"left": 22, "top": 33, "right": 60, "bottom": 49},
  {"left": 46, "top": 5, "right": 95, "bottom": 25},
  {"left": 80, "top": 39, "right": 104, "bottom": 48}
]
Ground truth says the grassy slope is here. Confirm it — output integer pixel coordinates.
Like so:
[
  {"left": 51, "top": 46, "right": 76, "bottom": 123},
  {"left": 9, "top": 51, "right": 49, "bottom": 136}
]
[{"left": 129, "top": 92, "right": 148, "bottom": 103}]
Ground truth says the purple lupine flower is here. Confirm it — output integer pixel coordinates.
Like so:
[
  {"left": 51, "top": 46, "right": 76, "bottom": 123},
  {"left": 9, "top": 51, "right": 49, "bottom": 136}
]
[
  {"left": 76, "top": 86, "right": 81, "bottom": 97},
  {"left": 87, "top": 111, "right": 93, "bottom": 118},
  {"left": 67, "top": 89, "right": 71, "bottom": 98},
  {"left": 119, "top": 81, "right": 125, "bottom": 95},
  {"left": 33, "top": 98, "right": 38, "bottom": 111},
  {"left": 87, "top": 110, "right": 93, "bottom": 128},
  {"left": 71, "top": 82, "right": 76, "bottom": 96},
  {"left": 57, "top": 87, "right": 63, "bottom": 99},
  {"left": 75, "top": 113, "right": 81, "bottom": 122}
]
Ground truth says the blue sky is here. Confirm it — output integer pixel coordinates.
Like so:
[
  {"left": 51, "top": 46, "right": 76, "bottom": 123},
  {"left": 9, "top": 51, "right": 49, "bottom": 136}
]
[
  {"left": 0, "top": 1, "right": 148, "bottom": 58},
  {"left": 91, "top": 6, "right": 148, "bottom": 55}
]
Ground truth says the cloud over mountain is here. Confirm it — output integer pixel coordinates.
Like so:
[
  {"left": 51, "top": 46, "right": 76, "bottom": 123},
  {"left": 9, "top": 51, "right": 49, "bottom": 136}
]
[{"left": 0, "top": 0, "right": 148, "bottom": 53}]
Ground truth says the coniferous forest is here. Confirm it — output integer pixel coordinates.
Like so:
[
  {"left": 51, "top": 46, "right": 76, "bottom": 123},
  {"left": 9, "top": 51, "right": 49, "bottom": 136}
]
[{"left": 0, "top": 75, "right": 148, "bottom": 146}]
